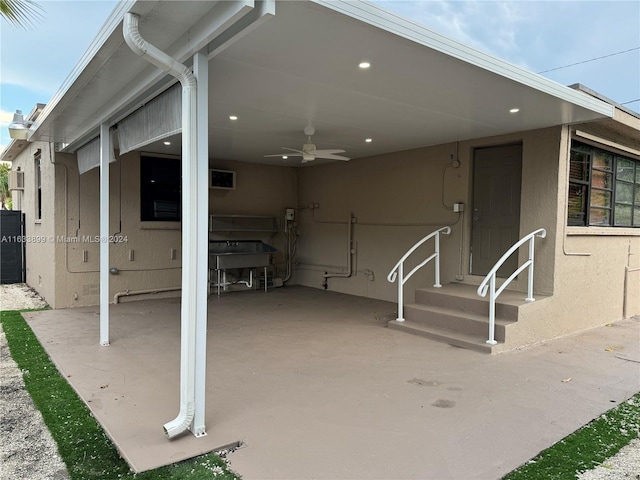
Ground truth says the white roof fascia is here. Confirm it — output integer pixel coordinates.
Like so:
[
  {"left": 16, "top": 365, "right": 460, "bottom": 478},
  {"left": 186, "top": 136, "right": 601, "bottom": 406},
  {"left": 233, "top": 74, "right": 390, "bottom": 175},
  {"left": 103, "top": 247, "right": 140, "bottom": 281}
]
[
  {"left": 32, "top": 0, "right": 265, "bottom": 153},
  {"left": 61, "top": 0, "right": 258, "bottom": 154},
  {"left": 315, "top": 0, "right": 614, "bottom": 118},
  {"left": 28, "top": 1, "right": 137, "bottom": 140}
]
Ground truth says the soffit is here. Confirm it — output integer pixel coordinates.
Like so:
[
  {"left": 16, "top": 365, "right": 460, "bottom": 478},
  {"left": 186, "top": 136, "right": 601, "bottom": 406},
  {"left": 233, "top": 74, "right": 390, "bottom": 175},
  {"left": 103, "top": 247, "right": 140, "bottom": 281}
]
[{"left": 30, "top": 0, "right": 614, "bottom": 166}]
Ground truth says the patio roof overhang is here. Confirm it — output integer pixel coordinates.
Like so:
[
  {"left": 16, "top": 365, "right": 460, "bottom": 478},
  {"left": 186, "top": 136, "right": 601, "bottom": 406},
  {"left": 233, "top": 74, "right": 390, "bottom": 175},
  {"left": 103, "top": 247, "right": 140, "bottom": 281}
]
[{"left": 28, "top": 0, "right": 614, "bottom": 165}]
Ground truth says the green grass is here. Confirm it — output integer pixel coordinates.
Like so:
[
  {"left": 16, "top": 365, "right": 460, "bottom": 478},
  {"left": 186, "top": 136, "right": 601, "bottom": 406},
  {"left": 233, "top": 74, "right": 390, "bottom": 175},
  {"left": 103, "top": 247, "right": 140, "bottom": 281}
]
[
  {"left": 504, "top": 392, "right": 640, "bottom": 479},
  {"left": 0, "top": 309, "right": 240, "bottom": 480}
]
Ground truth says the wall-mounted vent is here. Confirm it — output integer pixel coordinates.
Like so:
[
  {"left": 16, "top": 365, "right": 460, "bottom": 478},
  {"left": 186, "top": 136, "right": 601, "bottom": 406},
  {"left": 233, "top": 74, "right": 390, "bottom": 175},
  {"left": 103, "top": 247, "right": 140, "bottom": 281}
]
[
  {"left": 8, "top": 171, "right": 24, "bottom": 190},
  {"left": 210, "top": 169, "right": 235, "bottom": 190}
]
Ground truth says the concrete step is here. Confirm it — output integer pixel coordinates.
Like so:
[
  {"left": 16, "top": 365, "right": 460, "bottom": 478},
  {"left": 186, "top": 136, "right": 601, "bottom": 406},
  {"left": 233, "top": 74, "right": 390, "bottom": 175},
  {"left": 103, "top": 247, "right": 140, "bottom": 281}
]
[
  {"left": 388, "top": 282, "right": 548, "bottom": 352},
  {"left": 388, "top": 320, "right": 499, "bottom": 354},
  {"left": 414, "top": 283, "right": 531, "bottom": 321},
  {"left": 403, "top": 303, "right": 512, "bottom": 341}
]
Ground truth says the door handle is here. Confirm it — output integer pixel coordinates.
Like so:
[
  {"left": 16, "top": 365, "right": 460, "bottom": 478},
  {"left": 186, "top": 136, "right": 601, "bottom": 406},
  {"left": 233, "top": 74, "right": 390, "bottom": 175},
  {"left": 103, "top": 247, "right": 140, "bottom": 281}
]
[{"left": 473, "top": 216, "right": 480, "bottom": 221}]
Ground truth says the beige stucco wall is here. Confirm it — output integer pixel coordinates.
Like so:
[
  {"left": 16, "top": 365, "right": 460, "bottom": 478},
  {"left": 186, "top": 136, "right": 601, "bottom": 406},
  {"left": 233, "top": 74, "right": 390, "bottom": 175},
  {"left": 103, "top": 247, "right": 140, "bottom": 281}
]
[
  {"left": 50, "top": 151, "right": 184, "bottom": 307},
  {"left": 44, "top": 152, "right": 296, "bottom": 308},
  {"left": 295, "top": 121, "right": 639, "bottom": 347},
  {"left": 207, "top": 158, "right": 298, "bottom": 271},
  {"left": 8, "top": 142, "right": 57, "bottom": 305},
  {"left": 558, "top": 114, "right": 640, "bottom": 322},
  {"left": 12, "top": 112, "right": 638, "bottom": 346},
  {"left": 295, "top": 142, "right": 466, "bottom": 302},
  {"left": 508, "top": 122, "right": 640, "bottom": 346},
  {"left": 295, "top": 128, "right": 561, "bottom": 303}
]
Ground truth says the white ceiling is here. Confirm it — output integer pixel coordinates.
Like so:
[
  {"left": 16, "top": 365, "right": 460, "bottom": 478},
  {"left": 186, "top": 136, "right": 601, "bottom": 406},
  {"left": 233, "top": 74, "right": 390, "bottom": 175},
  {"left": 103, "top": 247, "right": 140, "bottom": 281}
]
[{"left": 29, "top": 0, "right": 613, "bottom": 167}]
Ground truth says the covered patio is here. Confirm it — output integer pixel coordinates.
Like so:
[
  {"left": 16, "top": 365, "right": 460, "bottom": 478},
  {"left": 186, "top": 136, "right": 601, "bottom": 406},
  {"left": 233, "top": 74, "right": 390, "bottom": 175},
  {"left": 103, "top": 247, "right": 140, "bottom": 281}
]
[{"left": 24, "top": 286, "right": 640, "bottom": 479}]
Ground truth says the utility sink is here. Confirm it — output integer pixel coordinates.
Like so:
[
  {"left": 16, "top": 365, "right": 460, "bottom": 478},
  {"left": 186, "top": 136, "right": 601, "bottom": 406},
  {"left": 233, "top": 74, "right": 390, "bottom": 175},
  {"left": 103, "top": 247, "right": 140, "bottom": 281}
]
[{"left": 209, "top": 240, "right": 276, "bottom": 270}]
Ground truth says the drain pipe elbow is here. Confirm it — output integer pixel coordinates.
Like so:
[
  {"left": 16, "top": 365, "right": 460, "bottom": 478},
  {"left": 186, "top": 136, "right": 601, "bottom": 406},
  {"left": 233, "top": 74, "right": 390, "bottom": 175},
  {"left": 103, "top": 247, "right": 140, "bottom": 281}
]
[
  {"left": 123, "top": 13, "right": 195, "bottom": 88},
  {"left": 163, "top": 402, "right": 195, "bottom": 439}
]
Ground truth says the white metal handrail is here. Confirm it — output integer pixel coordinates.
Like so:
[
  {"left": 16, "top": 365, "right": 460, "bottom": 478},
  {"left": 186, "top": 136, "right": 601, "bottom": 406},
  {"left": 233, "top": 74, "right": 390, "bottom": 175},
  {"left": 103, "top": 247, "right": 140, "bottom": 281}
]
[
  {"left": 387, "top": 226, "right": 451, "bottom": 322},
  {"left": 477, "top": 228, "right": 546, "bottom": 345}
]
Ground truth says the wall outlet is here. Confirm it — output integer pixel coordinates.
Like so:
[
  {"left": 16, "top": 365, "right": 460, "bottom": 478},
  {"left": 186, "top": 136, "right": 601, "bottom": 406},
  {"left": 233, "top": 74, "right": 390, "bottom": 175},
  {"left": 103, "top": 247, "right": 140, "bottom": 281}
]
[{"left": 453, "top": 202, "right": 464, "bottom": 212}]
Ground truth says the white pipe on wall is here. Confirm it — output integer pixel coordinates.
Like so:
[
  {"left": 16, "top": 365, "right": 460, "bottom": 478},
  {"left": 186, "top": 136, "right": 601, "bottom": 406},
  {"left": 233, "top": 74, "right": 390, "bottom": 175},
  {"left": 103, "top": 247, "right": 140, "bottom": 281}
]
[
  {"left": 113, "top": 287, "right": 181, "bottom": 304},
  {"left": 124, "top": 12, "right": 199, "bottom": 440},
  {"left": 322, "top": 213, "right": 354, "bottom": 286}
]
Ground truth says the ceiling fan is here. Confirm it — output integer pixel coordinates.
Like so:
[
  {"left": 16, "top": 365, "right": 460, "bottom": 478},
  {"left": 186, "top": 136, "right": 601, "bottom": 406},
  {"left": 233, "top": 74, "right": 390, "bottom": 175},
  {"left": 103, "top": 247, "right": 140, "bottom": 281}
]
[{"left": 264, "top": 126, "right": 350, "bottom": 163}]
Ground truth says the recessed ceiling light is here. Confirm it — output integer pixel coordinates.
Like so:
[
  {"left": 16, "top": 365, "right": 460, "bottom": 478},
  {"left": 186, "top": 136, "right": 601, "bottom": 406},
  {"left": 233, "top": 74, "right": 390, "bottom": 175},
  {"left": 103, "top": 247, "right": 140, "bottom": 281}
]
[
  {"left": 509, "top": 108, "right": 520, "bottom": 113},
  {"left": 282, "top": 155, "right": 288, "bottom": 159},
  {"left": 359, "top": 61, "right": 371, "bottom": 69},
  {"left": 229, "top": 115, "right": 238, "bottom": 120},
  {"left": 163, "top": 141, "right": 171, "bottom": 146},
  {"left": 365, "top": 138, "right": 373, "bottom": 143}
]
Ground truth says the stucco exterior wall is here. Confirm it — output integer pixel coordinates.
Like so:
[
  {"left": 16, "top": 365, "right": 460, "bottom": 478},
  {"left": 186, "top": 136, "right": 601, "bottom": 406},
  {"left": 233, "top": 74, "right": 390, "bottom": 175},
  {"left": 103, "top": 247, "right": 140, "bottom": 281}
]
[
  {"left": 11, "top": 116, "right": 637, "bottom": 346},
  {"left": 295, "top": 142, "right": 466, "bottom": 302},
  {"left": 505, "top": 123, "right": 640, "bottom": 346},
  {"left": 47, "top": 152, "right": 296, "bottom": 308},
  {"left": 8, "top": 142, "right": 57, "bottom": 305},
  {"left": 549, "top": 124, "right": 639, "bottom": 327},
  {"left": 207, "top": 158, "right": 298, "bottom": 270},
  {"left": 50, "top": 151, "right": 183, "bottom": 307},
  {"left": 295, "top": 128, "right": 561, "bottom": 303}
]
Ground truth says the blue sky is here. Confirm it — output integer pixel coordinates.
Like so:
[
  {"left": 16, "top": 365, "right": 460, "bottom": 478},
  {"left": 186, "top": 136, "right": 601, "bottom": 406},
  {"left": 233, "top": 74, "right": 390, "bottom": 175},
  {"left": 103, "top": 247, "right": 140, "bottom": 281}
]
[{"left": 1, "top": 0, "right": 639, "bottom": 154}]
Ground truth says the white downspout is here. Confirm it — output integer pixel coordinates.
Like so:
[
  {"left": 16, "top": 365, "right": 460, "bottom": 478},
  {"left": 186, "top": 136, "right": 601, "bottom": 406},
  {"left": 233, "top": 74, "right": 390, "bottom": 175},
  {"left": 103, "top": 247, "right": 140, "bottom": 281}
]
[{"left": 123, "top": 12, "right": 199, "bottom": 439}]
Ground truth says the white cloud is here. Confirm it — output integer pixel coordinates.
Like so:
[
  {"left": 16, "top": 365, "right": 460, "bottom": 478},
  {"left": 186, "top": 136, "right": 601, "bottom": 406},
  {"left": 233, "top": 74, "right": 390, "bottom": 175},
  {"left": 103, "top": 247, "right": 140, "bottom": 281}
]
[{"left": 0, "top": 109, "right": 13, "bottom": 126}]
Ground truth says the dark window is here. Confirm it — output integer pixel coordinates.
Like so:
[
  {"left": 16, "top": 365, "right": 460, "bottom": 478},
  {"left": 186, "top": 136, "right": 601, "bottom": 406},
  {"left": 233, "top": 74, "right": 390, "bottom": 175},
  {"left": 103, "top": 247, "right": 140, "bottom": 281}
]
[
  {"left": 568, "top": 140, "right": 640, "bottom": 227},
  {"left": 140, "top": 156, "right": 181, "bottom": 222}
]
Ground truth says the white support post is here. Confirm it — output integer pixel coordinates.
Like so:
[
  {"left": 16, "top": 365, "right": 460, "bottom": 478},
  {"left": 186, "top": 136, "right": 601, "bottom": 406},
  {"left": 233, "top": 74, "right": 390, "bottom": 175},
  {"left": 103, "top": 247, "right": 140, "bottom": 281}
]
[
  {"left": 433, "top": 232, "right": 442, "bottom": 288},
  {"left": 99, "top": 123, "right": 110, "bottom": 346},
  {"left": 396, "top": 263, "right": 405, "bottom": 322},
  {"left": 192, "top": 51, "right": 209, "bottom": 437},
  {"left": 525, "top": 237, "right": 536, "bottom": 302},
  {"left": 486, "top": 276, "right": 497, "bottom": 345}
]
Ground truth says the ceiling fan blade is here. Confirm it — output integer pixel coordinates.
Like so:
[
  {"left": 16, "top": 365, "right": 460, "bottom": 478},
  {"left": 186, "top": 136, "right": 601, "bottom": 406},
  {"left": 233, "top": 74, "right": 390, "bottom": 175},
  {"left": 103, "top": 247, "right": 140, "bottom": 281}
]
[
  {"left": 314, "top": 149, "right": 346, "bottom": 155},
  {"left": 316, "top": 154, "right": 350, "bottom": 161},
  {"left": 282, "top": 147, "right": 306, "bottom": 155},
  {"left": 264, "top": 153, "right": 303, "bottom": 157}
]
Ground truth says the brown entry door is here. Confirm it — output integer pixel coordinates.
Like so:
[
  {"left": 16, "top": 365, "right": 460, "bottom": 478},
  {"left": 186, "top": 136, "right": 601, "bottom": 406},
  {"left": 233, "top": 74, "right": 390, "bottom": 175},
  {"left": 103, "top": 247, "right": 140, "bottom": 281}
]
[{"left": 471, "top": 144, "right": 522, "bottom": 277}]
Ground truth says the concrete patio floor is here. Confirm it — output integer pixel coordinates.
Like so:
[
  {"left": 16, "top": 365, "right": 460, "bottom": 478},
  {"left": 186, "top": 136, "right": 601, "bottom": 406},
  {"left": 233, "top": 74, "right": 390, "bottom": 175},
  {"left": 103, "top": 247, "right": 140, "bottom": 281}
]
[{"left": 24, "top": 285, "right": 640, "bottom": 479}]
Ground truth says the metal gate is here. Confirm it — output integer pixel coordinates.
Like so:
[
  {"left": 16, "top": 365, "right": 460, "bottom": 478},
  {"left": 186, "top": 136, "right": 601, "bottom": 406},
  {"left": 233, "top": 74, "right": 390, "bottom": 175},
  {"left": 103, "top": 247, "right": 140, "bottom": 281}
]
[{"left": 0, "top": 211, "right": 26, "bottom": 284}]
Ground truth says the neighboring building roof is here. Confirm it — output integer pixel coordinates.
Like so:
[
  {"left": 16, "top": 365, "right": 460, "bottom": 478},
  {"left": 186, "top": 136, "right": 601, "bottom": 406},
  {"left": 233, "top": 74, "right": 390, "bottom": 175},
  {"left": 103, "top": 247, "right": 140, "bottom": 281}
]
[{"left": 28, "top": 0, "right": 615, "bottom": 163}]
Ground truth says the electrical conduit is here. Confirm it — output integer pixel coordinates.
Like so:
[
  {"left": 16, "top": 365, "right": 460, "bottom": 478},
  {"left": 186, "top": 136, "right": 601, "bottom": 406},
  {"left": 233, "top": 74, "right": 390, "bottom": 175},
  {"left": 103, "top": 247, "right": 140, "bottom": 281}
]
[
  {"left": 123, "top": 12, "right": 198, "bottom": 439},
  {"left": 322, "top": 213, "right": 354, "bottom": 286}
]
